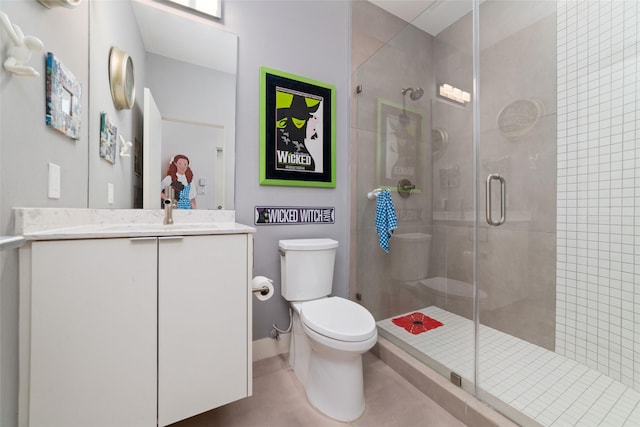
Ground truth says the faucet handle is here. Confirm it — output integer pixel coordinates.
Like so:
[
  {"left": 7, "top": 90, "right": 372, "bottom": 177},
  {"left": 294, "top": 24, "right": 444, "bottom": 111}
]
[{"left": 397, "top": 178, "right": 415, "bottom": 198}]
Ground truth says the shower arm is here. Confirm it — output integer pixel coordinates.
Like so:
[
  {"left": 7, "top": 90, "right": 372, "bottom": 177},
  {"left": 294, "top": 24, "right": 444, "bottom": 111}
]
[
  {"left": 400, "top": 87, "right": 423, "bottom": 115},
  {"left": 401, "top": 88, "right": 410, "bottom": 114}
]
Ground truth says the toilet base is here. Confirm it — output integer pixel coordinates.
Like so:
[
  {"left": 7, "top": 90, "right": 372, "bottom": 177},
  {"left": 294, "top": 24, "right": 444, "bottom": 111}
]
[
  {"left": 305, "top": 351, "right": 365, "bottom": 422},
  {"left": 288, "top": 308, "right": 376, "bottom": 422}
]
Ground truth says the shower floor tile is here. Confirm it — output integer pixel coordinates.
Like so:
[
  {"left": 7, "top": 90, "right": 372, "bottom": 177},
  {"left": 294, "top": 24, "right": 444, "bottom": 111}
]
[{"left": 377, "top": 306, "right": 640, "bottom": 427}]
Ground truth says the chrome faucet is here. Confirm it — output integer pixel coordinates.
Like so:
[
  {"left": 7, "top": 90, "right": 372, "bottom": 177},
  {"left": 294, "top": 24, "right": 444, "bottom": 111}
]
[{"left": 163, "top": 186, "right": 175, "bottom": 225}]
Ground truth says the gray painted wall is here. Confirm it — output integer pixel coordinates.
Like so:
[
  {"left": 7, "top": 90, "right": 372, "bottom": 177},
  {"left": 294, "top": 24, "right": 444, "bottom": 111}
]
[
  {"left": 0, "top": 1, "right": 350, "bottom": 425},
  {"left": 1, "top": 2, "right": 90, "bottom": 425},
  {"left": 225, "top": 0, "right": 351, "bottom": 340}
]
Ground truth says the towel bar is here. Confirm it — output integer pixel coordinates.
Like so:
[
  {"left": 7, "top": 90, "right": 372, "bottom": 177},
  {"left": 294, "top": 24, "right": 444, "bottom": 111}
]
[{"left": 367, "top": 188, "right": 382, "bottom": 199}]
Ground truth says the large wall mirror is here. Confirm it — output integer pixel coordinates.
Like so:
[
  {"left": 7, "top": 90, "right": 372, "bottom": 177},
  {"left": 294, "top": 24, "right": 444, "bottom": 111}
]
[{"left": 89, "top": 0, "right": 237, "bottom": 210}]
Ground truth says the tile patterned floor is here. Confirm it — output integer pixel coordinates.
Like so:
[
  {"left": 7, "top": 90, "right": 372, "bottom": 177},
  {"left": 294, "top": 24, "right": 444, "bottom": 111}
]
[
  {"left": 170, "top": 351, "right": 465, "bottom": 427},
  {"left": 378, "top": 306, "right": 640, "bottom": 427}
]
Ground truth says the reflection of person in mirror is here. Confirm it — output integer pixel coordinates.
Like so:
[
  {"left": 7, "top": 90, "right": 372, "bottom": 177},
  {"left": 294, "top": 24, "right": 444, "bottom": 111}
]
[{"left": 161, "top": 154, "right": 197, "bottom": 209}]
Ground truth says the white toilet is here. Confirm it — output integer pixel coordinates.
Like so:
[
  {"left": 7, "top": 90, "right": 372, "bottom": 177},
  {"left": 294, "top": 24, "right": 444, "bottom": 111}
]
[{"left": 279, "top": 238, "right": 377, "bottom": 422}]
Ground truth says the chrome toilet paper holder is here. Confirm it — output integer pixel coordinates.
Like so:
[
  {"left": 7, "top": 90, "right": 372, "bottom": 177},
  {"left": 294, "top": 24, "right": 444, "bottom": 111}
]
[{"left": 252, "top": 285, "right": 270, "bottom": 296}]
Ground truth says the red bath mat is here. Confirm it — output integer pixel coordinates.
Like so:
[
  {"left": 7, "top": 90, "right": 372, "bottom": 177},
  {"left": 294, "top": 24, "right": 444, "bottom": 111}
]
[{"left": 392, "top": 312, "right": 443, "bottom": 335}]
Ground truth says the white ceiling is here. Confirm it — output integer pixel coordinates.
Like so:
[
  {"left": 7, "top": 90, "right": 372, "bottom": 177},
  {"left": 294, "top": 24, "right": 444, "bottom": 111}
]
[
  {"left": 367, "top": 0, "right": 435, "bottom": 25},
  {"left": 131, "top": 0, "right": 237, "bottom": 74},
  {"left": 368, "top": 0, "right": 474, "bottom": 36},
  {"left": 368, "top": 0, "right": 557, "bottom": 49}
]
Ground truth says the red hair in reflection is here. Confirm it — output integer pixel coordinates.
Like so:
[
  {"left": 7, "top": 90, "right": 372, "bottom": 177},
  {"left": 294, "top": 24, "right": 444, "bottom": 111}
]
[{"left": 166, "top": 154, "right": 193, "bottom": 184}]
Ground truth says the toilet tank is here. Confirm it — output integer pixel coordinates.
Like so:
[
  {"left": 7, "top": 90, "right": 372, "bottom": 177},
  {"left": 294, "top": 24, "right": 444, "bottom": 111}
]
[
  {"left": 279, "top": 238, "right": 338, "bottom": 301},
  {"left": 390, "top": 233, "right": 432, "bottom": 281}
]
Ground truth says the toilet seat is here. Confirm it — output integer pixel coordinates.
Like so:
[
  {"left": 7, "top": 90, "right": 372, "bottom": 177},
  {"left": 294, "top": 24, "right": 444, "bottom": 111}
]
[{"left": 300, "top": 297, "right": 376, "bottom": 342}]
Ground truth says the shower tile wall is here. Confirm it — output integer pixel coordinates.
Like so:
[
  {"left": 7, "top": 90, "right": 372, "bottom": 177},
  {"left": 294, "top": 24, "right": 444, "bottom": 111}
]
[
  {"left": 351, "top": 1, "right": 435, "bottom": 321},
  {"left": 555, "top": 0, "right": 640, "bottom": 391}
]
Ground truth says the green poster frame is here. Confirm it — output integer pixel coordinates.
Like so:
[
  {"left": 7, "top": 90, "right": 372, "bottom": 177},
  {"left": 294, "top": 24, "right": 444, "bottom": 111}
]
[{"left": 259, "top": 66, "right": 336, "bottom": 188}]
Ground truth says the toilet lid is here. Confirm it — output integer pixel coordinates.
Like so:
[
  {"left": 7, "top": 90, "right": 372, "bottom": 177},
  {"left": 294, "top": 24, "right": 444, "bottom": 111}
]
[{"left": 300, "top": 297, "right": 376, "bottom": 342}]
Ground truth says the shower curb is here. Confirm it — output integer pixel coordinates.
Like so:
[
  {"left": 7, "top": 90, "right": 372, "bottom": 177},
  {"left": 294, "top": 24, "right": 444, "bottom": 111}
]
[{"left": 372, "top": 337, "right": 519, "bottom": 427}]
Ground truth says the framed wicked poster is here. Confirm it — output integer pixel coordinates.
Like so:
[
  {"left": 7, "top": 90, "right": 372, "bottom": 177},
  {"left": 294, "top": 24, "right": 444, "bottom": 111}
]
[{"left": 259, "top": 67, "right": 336, "bottom": 187}]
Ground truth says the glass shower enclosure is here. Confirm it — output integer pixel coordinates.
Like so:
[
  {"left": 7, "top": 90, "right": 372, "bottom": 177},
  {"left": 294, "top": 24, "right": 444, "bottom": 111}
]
[{"left": 352, "top": 0, "right": 640, "bottom": 425}]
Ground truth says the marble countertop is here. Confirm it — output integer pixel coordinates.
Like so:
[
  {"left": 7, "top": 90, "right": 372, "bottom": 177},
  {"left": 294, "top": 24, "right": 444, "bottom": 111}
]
[{"left": 13, "top": 208, "right": 255, "bottom": 240}]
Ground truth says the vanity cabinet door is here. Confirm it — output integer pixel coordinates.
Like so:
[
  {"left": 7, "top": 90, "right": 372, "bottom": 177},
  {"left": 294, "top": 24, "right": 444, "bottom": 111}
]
[
  {"left": 158, "top": 234, "right": 249, "bottom": 427},
  {"left": 29, "top": 238, "right": 157, "bottom": 427}
]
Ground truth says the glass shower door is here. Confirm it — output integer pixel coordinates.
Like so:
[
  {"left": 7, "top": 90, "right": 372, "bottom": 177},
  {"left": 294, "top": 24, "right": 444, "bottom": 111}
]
[
  {"left": 474, "top": 0, "right": 558, "bottom": 421},
  {"left": 474, "top": 1, "right": 558, "bottom": 423},
  {"left": 354, "top": 1, "right": 640, "bottom": 425},
  {"left": 475, "top": 1, "right": 640, "bottom": 426},
  {"left": 475, "top": 0, "right": 558, "bottom": 352},
  {"left": 352, "top": 0, "right": 477, "bottom": 394}
]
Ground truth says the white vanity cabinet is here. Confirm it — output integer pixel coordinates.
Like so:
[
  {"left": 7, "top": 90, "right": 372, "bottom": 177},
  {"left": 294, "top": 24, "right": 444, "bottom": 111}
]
[
  {"left": 27, "top": 237, "right": 158, "bottom": 427},
  {"left": 158, "top": 234, "right": 251, "bottom": 426},
  {"left": 21, "top": 230, "right": 253, "bottom": 427}
]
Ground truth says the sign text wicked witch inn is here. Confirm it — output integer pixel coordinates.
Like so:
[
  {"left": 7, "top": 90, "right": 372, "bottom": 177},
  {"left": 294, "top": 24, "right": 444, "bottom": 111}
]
[{"left": 254, "top": 206, "right": 335, "bottom": 225}]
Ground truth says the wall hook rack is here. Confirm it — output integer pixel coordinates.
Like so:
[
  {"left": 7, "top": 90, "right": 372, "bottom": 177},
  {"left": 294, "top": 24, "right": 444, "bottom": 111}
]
[
  {"left": 119, "top": 135, "right": 133, "bottom": 157},
  {"left": 0, "top": 12, "right": 44, "bottom": 77}
]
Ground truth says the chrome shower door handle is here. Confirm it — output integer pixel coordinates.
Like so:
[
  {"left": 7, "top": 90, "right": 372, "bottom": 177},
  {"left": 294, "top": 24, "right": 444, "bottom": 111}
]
[{"left": 485, "top": 173, "right": 506, "bottom": 226}]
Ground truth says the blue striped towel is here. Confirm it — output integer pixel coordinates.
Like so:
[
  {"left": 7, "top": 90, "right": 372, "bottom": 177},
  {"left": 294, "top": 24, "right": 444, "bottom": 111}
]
[{"left": 375, "top": 189, "right": 398, "bottom": 253}]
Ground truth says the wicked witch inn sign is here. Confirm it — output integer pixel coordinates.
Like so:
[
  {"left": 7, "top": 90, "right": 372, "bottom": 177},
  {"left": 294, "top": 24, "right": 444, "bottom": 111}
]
[{"left": 260, "top": 67, "right": 336, "bottom": 188}]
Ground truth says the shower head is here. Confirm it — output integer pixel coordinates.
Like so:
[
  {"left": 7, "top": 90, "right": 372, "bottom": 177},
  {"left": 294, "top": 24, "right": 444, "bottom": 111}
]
[{"left": 402, "top": 87, "right": 424, "bottom": 101}]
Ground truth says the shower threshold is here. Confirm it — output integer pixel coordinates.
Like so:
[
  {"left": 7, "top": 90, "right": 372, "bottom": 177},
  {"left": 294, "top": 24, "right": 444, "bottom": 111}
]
[{"left": 378, "top": 306, "right": 640, "bottom": 427}]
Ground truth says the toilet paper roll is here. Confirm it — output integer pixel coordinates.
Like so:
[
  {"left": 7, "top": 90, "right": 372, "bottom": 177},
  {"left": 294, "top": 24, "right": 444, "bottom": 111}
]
[{"left": 252, "top": 276, "right": 274, "bottom": 301}]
